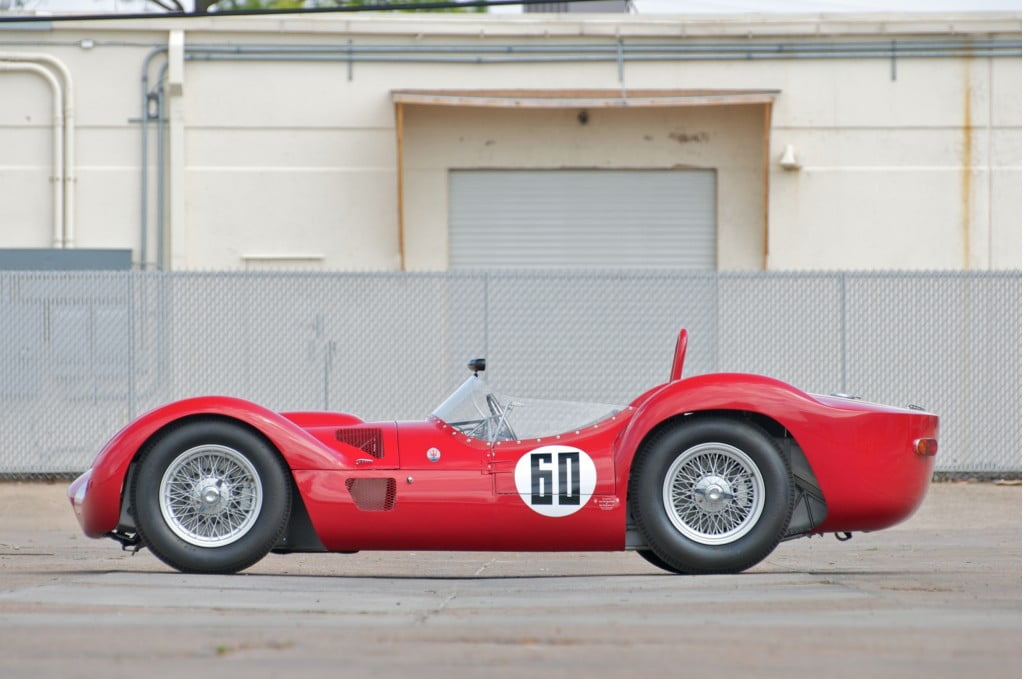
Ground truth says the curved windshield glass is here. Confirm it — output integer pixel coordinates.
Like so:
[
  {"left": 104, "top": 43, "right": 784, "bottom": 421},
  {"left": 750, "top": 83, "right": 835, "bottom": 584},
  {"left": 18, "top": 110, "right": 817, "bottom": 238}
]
[{"left": 432, "top": 376, "right": 624, "bottom": 443}]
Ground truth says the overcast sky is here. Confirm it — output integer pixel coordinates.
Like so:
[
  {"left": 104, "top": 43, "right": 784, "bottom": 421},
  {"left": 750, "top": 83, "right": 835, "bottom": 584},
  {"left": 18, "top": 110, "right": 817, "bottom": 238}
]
[
  {"left": 568, "top": 0, "right": 1018, "bottom": 12},
  {"left": 3, "top": 0, "right": 1020, "bottom": 16}
]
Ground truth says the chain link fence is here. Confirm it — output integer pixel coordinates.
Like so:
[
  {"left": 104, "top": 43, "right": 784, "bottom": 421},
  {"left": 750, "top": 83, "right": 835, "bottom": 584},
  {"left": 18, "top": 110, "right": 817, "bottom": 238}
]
[{"left": 0, "top": 270, "right": 1018, "bottom": 477}]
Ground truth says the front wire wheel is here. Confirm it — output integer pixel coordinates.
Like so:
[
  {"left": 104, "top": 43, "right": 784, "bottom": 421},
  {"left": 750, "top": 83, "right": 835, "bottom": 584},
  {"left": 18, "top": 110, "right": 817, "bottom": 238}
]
[
  {"left": 132, "top": 419, "right": 291, "bottom": 574},
  {"left": 630, "top": 418, "right": 793, "bottom": 575},
  {"left": 159, "top": 444, "right": 264, "bottom": 548}
]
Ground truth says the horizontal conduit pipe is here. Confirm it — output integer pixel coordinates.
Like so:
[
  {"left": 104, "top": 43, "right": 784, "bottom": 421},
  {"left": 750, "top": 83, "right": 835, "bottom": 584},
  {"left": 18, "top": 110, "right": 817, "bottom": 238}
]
[
  {"left": 184, "top": 49, "right": 1020, "bottom": 64},
  {"left": 6, "top": 36, "right": 1020, "bottom": 54},
  {"left": 180, "top": 37, "right": 1019, "bottom": 52},
  {"left": 180, "top": 38, "right": 1020, "bottom": 56}
]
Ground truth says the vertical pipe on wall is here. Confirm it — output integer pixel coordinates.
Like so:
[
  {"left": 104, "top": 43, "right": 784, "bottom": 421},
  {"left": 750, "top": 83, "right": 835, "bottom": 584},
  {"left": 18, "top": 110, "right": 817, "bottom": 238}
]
[
  {"left": 0, "top": 62, "right": 63, "bottom": 248},
  {"left": 167, "top": 31, "right": 187, "bottom": 270},
  {"left": 56, "top": 60, "right": 75, "bottom": 248},
  {"left": 395, "top": 102, "right": 406, "bottom": 272},
  {"left": 0, "top": 53, "right": 75, "bottom": 248},
  {"left": 761, "top": 101, "right": 773, "bottom": 270},
  {"left": 961, "top": 57, "right": 973, "bottom": 270},
  {"left": 986, "top": 54, "right": 994, "bottom": 268},
  {"left": 141, "top": 65, "right": 151, "bottom": 268},
  {"left": 140, "top": 47, "right": 169, "bottom": 270},
  {"left": 155, "top": 63, "right": 168, "bottom": 272},
  {"left": 616, "top": 37, "right": 626, "bottom": 98}
]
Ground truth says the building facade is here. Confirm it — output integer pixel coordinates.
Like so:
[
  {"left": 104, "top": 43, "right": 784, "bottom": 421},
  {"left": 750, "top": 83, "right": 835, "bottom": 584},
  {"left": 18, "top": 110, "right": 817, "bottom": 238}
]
[{"left": 0, "top": 12, "right": 1020, "bottom": 271}]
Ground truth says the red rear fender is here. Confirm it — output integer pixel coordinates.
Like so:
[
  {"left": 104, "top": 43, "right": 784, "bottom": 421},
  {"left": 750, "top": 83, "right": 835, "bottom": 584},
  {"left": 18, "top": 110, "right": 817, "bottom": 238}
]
[
  {"left": 612, "top": 374, "right": 938, "bottom": 532},
  {"left": 612, "top": 373, "right": 822, "bottom": 488}
]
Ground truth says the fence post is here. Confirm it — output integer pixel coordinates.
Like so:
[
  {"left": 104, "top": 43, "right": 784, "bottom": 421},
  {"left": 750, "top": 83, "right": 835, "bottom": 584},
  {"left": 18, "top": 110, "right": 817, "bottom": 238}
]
[
  {"left": 839, "top": 272, "right": 848, "bottom": 394},
  {"left": 483, "top": 272, "right": 490, "bottom": 360},
  {"left": 128, "top": 271, "right": 135, "bottom": 419},
  {"left": 713, "top": 272, "right": 721, "bottom": 372}
]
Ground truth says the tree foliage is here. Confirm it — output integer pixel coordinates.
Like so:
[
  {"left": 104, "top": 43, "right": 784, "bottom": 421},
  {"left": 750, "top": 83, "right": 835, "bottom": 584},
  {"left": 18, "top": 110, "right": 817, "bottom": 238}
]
[{"left": 152, "top": 0, "right": 487, "bottom": 14}]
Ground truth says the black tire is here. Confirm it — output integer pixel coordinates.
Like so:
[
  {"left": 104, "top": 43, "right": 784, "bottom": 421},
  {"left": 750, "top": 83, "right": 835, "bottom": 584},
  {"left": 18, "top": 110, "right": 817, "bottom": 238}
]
[
  {"left": 628, "top": 417, "right": 793, "bottom": 574},
  {"left": 131, "top": 418, "right": 292, "bottom": 574},
  {"left": 636, "top": 549, "right": 685, "bottom": 574}
]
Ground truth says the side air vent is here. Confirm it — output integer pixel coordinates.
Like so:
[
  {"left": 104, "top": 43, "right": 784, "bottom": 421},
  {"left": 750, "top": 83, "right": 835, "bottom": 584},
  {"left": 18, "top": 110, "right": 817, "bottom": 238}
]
[
  {"left": 335, "top": 427, "right": 384, "bottom": 459},
  {"left": 345, "top": 478, "right": 397, "bottom": 512}
]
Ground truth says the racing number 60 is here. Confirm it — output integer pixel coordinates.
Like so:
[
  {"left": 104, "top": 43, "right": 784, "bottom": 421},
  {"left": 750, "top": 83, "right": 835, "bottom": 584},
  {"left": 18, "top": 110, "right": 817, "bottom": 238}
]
[
  {"left": 530, "top": 451, "right": 581, "bottom": 506},
  {"left": 514, "top": 445, "right": 597, "bottom": 518}
]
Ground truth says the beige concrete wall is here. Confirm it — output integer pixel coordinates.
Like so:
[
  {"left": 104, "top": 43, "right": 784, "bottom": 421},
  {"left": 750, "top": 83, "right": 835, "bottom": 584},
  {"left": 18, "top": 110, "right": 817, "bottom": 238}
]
[
  {"left": 0, "top": 13, "right": 1018, "bottom": 271},
  {"left": 401, "top": 103, "right": 766, "bottom": 270},
  {"left": 766, "top": 55, "right": 1023, "bottom": 270},
  {"left": 179, "top": 53, "right": 402, "bottom": 270}
]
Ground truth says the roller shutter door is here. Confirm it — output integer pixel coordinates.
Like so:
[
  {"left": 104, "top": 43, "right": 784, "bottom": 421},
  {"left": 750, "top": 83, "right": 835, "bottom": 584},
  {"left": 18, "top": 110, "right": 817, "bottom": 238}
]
[{"left": 448, "top": 169, "right": 716, "bottom": 269}]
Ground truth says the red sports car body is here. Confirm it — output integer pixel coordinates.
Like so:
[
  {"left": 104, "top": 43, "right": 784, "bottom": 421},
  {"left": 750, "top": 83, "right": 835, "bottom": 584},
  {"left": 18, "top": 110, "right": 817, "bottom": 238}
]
[{"left": 69, "top": 330, "right": 938, "bottom": 574}]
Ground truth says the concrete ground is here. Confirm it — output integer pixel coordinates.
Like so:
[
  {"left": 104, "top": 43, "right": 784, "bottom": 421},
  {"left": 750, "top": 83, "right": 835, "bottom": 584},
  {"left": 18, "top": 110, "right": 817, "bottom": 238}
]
[{"left": 0, "top": 481, "right": 1019, "bottom": 678}]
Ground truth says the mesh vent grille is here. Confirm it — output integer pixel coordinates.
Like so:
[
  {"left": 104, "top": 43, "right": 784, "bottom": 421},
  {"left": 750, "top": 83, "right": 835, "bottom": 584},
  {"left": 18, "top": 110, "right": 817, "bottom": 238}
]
[
  {"left": 335, "top": 427, "right": 384, "bottom": 459},
  {"left": 345, "top": 478, "right": 397, "bottom": 511}
]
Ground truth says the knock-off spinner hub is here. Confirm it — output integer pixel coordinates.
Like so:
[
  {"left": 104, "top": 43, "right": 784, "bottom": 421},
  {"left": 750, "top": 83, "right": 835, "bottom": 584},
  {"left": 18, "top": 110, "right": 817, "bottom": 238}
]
[
  {"left": 196, "top": 479, "right": 228, "bottom": 513},
  {"left": 693, "top": 475, "right": 734, "bottom": 513}
]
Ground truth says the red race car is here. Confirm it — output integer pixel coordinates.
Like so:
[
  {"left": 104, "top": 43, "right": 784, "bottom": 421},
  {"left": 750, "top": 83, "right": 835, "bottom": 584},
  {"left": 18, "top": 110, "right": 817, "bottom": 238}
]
[{"left": 69, "top": 330, "right": 938, "bottom": 575}]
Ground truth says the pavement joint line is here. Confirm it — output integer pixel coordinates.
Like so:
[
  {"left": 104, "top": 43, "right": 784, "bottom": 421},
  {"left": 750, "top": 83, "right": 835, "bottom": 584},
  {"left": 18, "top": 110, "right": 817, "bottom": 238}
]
[
  {"left": 473, "top": 557, "right": 497, "bottom": 577},
  {"left": 416, "top": 591, "right": 458, "bottom": 625}
]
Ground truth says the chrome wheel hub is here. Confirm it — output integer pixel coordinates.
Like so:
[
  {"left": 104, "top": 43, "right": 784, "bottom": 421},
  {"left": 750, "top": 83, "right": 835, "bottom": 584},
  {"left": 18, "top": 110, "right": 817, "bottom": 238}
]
[
  {"left": 197, "top": 479, "right": 227, "bottom": 512},
  {"left": 159, "top": 445, "right": 263, "bottom": 548},
  {"left": 663, "top": 442, "right": 766, "bottom": 546},
  {"left": 694, "top": 475, "right": 734, "bottom": 511}
]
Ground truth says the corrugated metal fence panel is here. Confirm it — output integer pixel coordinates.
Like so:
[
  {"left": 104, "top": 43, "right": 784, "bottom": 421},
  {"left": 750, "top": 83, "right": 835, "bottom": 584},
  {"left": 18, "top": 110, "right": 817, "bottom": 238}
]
[
  {"left": 485, "top": 272, "right": 718, "bottom": 403},
  {"left": 449, "top": 170, "right": 717, "bottom": 270},
  {"left": 844, "top": 273, "right": 1022, "bottom": 473},
  {"left": 718, "top": 274, "right": 844, "bottom": 392},
  {"left": 0, "top": 271, "right": 1018, "bottom": 476}
]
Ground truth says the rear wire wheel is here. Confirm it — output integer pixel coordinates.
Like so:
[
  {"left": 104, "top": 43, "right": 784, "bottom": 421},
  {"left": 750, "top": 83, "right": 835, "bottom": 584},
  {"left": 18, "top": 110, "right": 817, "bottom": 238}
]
[
  {"left": 629, "top": 417, "right": 793, "bottom": 574},
  {"left": 131, "top": 419, "right": 291, "bottom": 574}
]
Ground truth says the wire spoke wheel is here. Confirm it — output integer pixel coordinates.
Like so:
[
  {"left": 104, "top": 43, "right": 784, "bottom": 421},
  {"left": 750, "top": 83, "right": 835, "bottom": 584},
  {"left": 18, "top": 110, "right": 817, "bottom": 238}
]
[
  {"left": 662, "top": 442, "right": 766, "bottom": 545},
  {"left": 629, "top": 418, "right": 793, "bottom": 574},
  {"left": 159, "top": 444, "right": 263, "bottom": 548},
  {"left": 133, "top": 419, "right": 291, "bottom": 573}
]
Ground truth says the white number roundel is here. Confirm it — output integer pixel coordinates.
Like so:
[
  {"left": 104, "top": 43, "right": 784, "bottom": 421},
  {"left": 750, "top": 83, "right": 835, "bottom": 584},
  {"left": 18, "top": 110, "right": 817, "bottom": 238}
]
[{"left": 513, "top": 446, "right": 597, "bottom": 518}]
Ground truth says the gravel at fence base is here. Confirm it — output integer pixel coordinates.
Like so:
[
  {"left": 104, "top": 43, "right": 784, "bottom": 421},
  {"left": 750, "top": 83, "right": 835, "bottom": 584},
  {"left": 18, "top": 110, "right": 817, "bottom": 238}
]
[{"left": 0, "top": 481, "right": 1019, "bottom": 678}]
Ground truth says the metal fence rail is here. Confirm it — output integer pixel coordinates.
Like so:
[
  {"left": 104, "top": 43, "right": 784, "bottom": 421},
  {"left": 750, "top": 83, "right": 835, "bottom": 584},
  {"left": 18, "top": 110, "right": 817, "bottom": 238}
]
[{"left": 0, "top": 270, "right": 1018, "bottom": 476}]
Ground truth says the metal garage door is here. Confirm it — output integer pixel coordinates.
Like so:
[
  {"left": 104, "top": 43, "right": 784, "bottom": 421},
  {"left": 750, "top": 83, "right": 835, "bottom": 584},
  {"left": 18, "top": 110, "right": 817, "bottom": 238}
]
[{"left": 448, "top": 169, "right": 716, "bottom": 269}]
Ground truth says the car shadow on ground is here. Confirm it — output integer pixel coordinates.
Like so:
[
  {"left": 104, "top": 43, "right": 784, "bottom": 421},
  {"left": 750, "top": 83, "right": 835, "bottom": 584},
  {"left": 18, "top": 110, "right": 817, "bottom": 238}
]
[{"left": 24, "top": 567, "right": 942, "bottom": 581}]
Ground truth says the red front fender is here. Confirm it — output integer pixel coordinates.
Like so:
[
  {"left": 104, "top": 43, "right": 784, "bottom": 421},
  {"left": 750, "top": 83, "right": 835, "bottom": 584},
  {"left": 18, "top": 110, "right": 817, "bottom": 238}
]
[{"left": 76, "top": 396, "right": 353, "bottom": 538}]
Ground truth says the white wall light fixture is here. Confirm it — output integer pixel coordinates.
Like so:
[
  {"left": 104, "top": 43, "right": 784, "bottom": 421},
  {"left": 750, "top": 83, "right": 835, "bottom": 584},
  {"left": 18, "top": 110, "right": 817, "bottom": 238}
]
[{"left": 779, "top": 144, "right": 801, "bottom": 171}]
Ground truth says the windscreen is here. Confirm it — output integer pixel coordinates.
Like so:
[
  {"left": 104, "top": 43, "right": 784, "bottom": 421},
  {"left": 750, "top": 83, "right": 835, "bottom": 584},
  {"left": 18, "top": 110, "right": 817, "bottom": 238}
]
[{"left": 432, "top": 376, "right": 623, "bottom": 442}]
